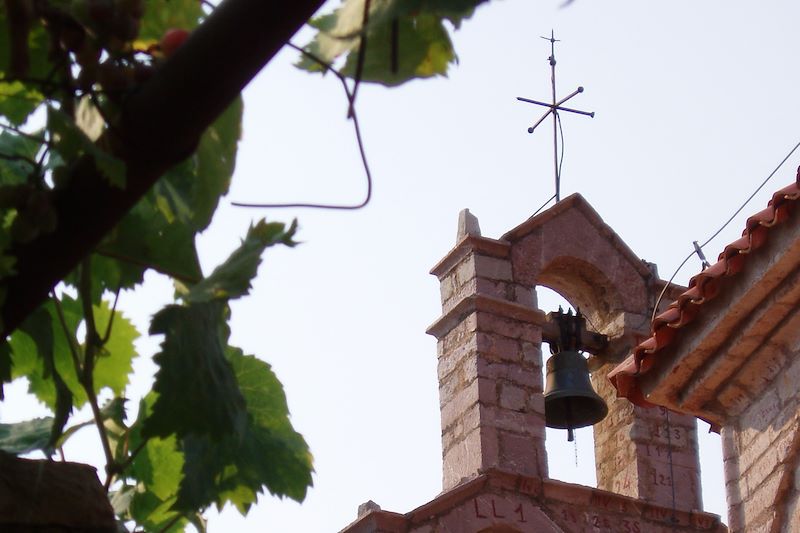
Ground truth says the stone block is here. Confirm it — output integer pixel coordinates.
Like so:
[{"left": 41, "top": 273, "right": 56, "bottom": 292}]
[
  {"left": 440, "top": 380, "right": 479, "bottom": 430},
  {"left": 476, "top": 332, "right": 521, "bottom": 362},
  {"left": 498, "top": 430, "right": 546, "bottom": 478},
  {"left": 526, "top": 390, "right": 545, "bottom": 415},
  {"left": 499, "top": 383, "right": 527, "bottom": 411},
  {"left": 474, "top": 277, "right": 510, "bottom": 301},
  {"left": 477, "top": 358, "right": 540, "bottom": 389},
  {"left": 442, "top": 427, "right": 483, "bottom": 489},
  {"left": 454, "top": 255, "right": 476, "bottom": 287},
  {"left": 439, "top": 275, "right": 455, "bottom": 303},
  {"left": 740, "top": 389, "right": 781, "bottom": 439},
  {"left": 741, "top": 469, "right": 782, "bottom": 530},
  {"left": 777, "top": 354, "right": 800, "bottom": 402},
  {"left": 437, "top": 338, "right": 477, "bottom": 380},
  {"left": 521, "top": 341, "right": 542, "bottom": 365},
  {"left": 514, "top": 284, "right": 536, "bottom": 306},
  {"left": 482, "top": 405, "right": 542, "bottom": 435},
  {"left": 474, "top": 254, "right": 513, "bottom": 281}
]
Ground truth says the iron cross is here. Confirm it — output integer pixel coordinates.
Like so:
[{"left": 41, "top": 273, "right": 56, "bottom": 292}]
[{"left": 517, "top": 31, "right": 594, "bottom": 202}]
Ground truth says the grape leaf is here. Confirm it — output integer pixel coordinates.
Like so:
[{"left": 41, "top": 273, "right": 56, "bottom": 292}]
[
  {"left": 0, "top": 130, "right": 42, "bottom": 184},
  {"left": 141, "top": 302, "right": 247, "bottom": 441},
  {"left": 97, "top": 194, "right": 203, "bottom": 286},
  {"left": 9, "top": 300, "right": 81, "bottom": 412},
  {"left": 175, "top": 348, "right": 313, "bottom": 513},
  {"left": 129, "top": 489, "right": 186, "bottom": 533},
  {"left": 154, "top": 96, "right": 243, "bottom": 232},
  {"left": 126, "top": 395, "right": 186, "bottom": 531},
  {"left": 9, "top": 297, "right": 138, "bottom": 413},
  {"left": 183, "top": 219, "right": 297, "bottom": 303},
  {"left": 0, "top": 417, "right": 52, "bottom": 454},
  {"left": 298, "top": 0, "right": 488, "bottom": 85},
  {"left": 18, "top": 305, "right": 73, "bottom": 450},
  {"left": 92, "top": 299, "right": 139, "bottom": 398}
]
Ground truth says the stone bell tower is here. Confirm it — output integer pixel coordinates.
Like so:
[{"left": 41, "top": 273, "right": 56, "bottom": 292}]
[{"left": 339, "top": 196, "right": 725, "bottom": 533}]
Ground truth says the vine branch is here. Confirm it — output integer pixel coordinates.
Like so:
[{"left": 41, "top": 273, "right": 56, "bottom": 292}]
[
  {"left": 230, "top": 42, "right": 373, "bottom": 210},
  {"left": 77, "top": 258, "right": 116, "bottom": 483}
]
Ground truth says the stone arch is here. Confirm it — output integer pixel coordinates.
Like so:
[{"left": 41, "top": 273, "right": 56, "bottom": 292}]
[
  {"left": 504, "top": 194, "right": 655, "bottom": 323},
  {"left": 536, "top": 255, "right": 623, "bottom": 331}
]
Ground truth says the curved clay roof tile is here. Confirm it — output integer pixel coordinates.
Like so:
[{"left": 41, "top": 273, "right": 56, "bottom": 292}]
[{"left": 608, "top": 166, "right": 800, "bottom": 408}]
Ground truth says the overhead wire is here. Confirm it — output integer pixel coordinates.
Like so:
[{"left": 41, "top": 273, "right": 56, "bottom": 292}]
[{"left": 651, "top": 139, "right": 800, "bottom": 322}]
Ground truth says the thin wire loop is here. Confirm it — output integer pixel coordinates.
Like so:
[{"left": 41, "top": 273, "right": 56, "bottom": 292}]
[{"left": 231, "top": 41, "right": 373, "bottom": 210}]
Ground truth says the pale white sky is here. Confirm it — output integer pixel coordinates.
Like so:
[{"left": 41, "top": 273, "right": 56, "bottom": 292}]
[{"left": 5, "top": 1, "right": 800, "bottom": 531}]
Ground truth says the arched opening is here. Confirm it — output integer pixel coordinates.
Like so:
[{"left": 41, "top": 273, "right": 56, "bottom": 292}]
[
  {"left": 537, "top": 256, "right": 625, "bottom": 330},
  {"left": 536, "top": 285, "right": 598, "bottom": 488}
]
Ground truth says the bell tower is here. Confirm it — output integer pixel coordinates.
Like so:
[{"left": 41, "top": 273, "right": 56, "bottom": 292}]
[
  {"left": 427, "top": 196, "right": 704, "bottom": 512},
  {"left": 340, "top": 197, "right": 724, "bottom": 533}
]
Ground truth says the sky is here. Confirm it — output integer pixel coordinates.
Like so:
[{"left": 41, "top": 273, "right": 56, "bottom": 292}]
[{"left": 5, "top": 0, "right": 800, "bottom": 531}]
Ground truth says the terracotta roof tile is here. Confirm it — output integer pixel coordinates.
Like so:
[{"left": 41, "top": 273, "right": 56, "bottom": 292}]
[{"left": 608, "top": 167, "right": 800, "bottom": 407}]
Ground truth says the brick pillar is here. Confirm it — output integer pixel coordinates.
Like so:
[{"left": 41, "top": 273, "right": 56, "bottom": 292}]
[
  {"left": 593, "top": 313, "right": 703, "bottom": 512},
  {"left": 427, "top": 210, "right": 547, "bottom": 490}
]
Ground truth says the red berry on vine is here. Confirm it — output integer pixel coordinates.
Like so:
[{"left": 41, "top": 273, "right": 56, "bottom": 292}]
[{"left": 160, "top": 28, "right": 189, "bottom": 57}]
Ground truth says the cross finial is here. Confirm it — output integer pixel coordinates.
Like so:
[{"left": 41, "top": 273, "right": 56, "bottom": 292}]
[
  {"left": 541, "top": 30, "right": 559, "bottom": 66},
  {"left": 517, "top": 31, "right": 594, "bottom": 203}
]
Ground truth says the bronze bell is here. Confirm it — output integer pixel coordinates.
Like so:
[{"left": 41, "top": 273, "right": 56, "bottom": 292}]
[{"left": 544, "top": 350, "right": 608, "bottom": 441}]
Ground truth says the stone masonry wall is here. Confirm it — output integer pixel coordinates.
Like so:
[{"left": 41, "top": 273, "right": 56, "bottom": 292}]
[
  {"left": 723, "top": 351, "right": 800, "bottom": 532},
  {"left": 429, "top": 235, "right": 548, "bottom": 490},
  {"left": 341, "top": 470, "right": 726, "bottom": 533},
  {"left": 594, "top": 362, "right": 702, "bottom": 512}
]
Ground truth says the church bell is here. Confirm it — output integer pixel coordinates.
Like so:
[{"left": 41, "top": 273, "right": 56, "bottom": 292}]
[{"left": 544, "top": 349, "right": 608, "bottom": 442}]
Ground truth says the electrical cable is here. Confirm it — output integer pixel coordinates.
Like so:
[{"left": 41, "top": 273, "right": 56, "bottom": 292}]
[{"left": 651, "top": 139, "right": 800, "bottom": 322}]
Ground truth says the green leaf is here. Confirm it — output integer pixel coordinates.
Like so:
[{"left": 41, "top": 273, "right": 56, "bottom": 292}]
[
  {"left": 98, "top": 194, "right": 203, "bottom": 286},
  {"left": 18, "top": 306, "right": 73, "bottom": 450},
  {"left": 298, "top": 0, "right": 484, "bottom": 85},
  {"left": 183, "top": 219, "right": 297, "bottom": 303},
  {"left": 0, "top": 417, "right": 53, "bottom": 454},
  {"left": 175, "top": 348, "right": 313, "bottom": 513},
  {"left": 129, "top": 489, "right": 186, "bottom": 533},
  {"left": 344, "top": 13, "right": 455, "bottom": 85},
  {"left": 0, "top": 80, "right": 44, "bottom": 126},
  {"left": 155, "top": 96, "right": 243, "bottom": 232},
  {"left": 139, "top": 0, "right": 204, "bottom": 41},
  {"left": 9, "top": 296, "right": 139, "bottom": 413},
  {"left": 0, "top": 130, "right": 42, "bottom": 184},
  {"left": 142, "top": 302, "right": 247, "bottom": 440},
  {"left": 47, "top": 107, "right": 126, "bottom": 188},
  {"left": 92, "top": 300, "right": 139, "bottom": 398},
  {"left": 127, "top": 396, "right": 186, "bottom": 531}
]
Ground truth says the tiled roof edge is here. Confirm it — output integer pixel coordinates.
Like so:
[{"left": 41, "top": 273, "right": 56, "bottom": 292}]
[{"left": 609, "top": 167, "right": 800, "bottom": 408}]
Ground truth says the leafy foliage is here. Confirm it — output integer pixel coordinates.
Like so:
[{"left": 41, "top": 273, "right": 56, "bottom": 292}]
[
  {"left": 0, "top": 417, "right": 52, "bottom": 454},
  {"left": 143, "top": 301, "right": 248, "bottom": 441},
  {"left": 176, "top": 348, "right": 313, "bottom": 513},
  {"left": 0, "top": 0, "right": 495, "bottom": 529},
  {"left": 298, "top": 0, "right": 489, "bottom": 85},
  {"left": 0, "top": 0, "right": 314, "bottom": 529}
]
